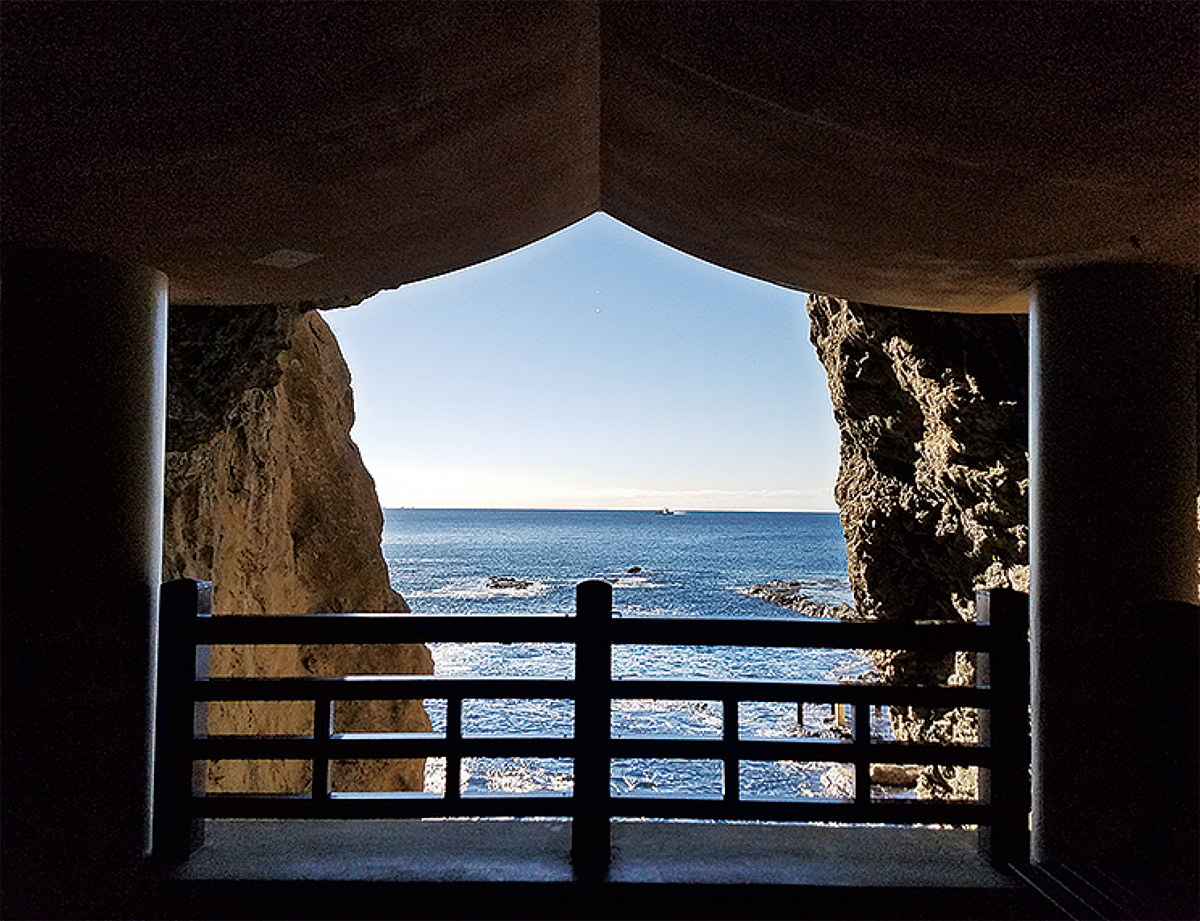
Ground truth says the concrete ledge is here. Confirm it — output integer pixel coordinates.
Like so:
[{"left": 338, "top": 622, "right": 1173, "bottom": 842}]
[
  {"left": 177, "top": 819, "right": 1017, "bottom": 889},
  {"left": 611, "top": 822, "right": 1015, "bottom": 888},
  {"left": 179, "top": 818, "right": 576, "bottom": 883},
  {"left": 150, "top": 820, "right": 1062, "bottom": 919}
]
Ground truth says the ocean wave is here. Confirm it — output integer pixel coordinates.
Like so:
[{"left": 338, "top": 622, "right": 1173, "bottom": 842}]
[
  {"left": 608, "top": 573, "right": 671, "bottom": 590},
  {"left": 479, "top": 758, "right": 574, "bottom": 795},
  {"left": 425, "top": 757, "right": 574, "bottom": 796}
]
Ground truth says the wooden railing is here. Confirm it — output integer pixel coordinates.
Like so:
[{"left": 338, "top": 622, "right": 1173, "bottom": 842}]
[{"left": 152, "top": 580, "right": 1030, "bottom": 876}]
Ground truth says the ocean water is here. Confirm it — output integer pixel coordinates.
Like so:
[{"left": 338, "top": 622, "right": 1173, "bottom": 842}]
[{"left": 381, "top": 508, "right": 885, "bottom": 802}]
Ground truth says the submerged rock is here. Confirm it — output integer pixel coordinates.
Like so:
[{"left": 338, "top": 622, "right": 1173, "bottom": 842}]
[
  {"left": 163, "top": 305, "right": 432, "bottom": 794},
  {"left": 487, "top": 576, "right": 535, "bottom": 590},
  {"left": 742, "top": 581, "right": 856, "bottom": 619}
]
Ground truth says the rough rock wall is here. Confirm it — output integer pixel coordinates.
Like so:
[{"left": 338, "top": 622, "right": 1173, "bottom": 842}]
[
  {"left": 807, "top": 294, "right": 1029, "bottom": 797},
  {"left": 164, "top": 305, "right": 431, "bottom": 793}
]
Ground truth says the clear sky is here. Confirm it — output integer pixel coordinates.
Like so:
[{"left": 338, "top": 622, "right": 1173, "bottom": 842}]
[{"left": 322, "top": 214, "right": 841, "bottom": 511}]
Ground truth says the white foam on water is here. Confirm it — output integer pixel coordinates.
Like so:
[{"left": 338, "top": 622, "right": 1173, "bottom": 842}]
[
  {"left": 609, "top": 573, "right": 673, "bottom": 590},
  {"left": 476, "top": 758, "right": 574, "bottom": 795}
]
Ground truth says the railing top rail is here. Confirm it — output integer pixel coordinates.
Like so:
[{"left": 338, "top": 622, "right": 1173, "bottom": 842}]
[
  {"left": 194, "top": 613, "right": 577, "bottom": 644},
  {"left": 193, "top": 675, "right": 575, "bottom": 701},
  {"left": 192, "top": 612, "right": 994, "bottom": 652}
]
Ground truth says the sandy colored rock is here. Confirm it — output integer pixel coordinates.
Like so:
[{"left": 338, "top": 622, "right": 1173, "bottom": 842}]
[
  {"left": 164, "top": 307, "right": 431, "bottom": 794},
  {"left": 870, "top": 764, "right": 921, "bottom": 788}
]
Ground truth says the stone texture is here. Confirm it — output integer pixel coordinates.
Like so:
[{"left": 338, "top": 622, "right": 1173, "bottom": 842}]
[
  {"left": 807, "top": 294, "right": 1029, "bottom": 798},
  {"left": 164, "top": 306, "right": 431, "bottom": 794}
]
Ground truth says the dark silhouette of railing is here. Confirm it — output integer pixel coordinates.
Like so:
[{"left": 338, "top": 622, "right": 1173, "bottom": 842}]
[{"left": 153, "top": 579, "right": 1030, "bottom": 877}]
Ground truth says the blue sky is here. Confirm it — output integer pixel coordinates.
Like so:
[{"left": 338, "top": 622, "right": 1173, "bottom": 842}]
[{"left": 322, "top": 214, "right": 840, "bottom": 511}]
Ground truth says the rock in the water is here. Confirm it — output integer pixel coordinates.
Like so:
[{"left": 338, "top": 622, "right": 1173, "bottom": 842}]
[
  {"left": 487, "top": 576, "right": 534, "bottom": 590},
  {"left": 742, "top": 581, "right": 856, "bottom": 619},
  {"left": 807, "top": 294, "right": 1029, "bottom": 800},
  {"left": 626, "top": 566, "right": 644, "bottom": 574},
  {"left": 163, "top": 305, "right": 432, "bottom": 795}
]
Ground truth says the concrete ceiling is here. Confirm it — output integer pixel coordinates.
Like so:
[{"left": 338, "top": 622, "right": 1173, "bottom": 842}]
[{"left": 2, "top": 1, "right": 1196, "bottom": 312}]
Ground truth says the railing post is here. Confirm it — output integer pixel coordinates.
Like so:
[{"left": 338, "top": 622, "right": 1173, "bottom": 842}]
[
  {"left": 312, "top": 695, "right": 332, "bottom": 809},
  {"left": 853, "top": 701, "right": 871, "bottom": 809},
  {"left": 151, "top": 578, "right": 210, "bottom": 861},
  {"left": 722, "top": 696, "right": 740, "bottom": 803},
  {"left": 445, "top": 697, "right": 463, "bottom": 804},
  {"left": 572, "top": 579, "right": 612, "bottom": 882},
  {"left": 977, "top": 588, "right": 1031, "bottom": 868}
]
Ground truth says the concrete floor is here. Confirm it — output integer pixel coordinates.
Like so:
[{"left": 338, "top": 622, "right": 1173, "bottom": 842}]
[
  {"left": 178, "top": 819, "right": 1018, "bottom": 889},
  {"left": 154, "top": 820, "right": 1064, "bottom": 919}
]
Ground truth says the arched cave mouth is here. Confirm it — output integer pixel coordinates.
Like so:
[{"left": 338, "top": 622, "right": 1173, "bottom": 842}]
[
  {"left": 163, "top": 210, "right": 1030, "bottom": 810},
  {"left": 323, "top": 212, "right": 867, "bottom": 801}
]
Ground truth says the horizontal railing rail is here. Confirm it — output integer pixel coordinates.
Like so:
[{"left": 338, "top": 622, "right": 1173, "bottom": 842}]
[
  {"left": 152, "top": 579, "right": 1030, "bottom": 878},
  {"left": 191, "top": 612, "right": 995, "bottom": 650},
  {"left": 193, "top": 675, "right": 989, "bottom": 708}
]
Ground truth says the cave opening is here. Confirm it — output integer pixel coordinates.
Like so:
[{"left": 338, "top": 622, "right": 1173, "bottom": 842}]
[
  {"left": 317, "top": 211, "right": 857, "bottom": 803},
  {"left": 161, "top": 209, "right": 1035, "bottom": 838},
  {"left": 156, "top": 206, "right": 1041, "bottom": 895}
]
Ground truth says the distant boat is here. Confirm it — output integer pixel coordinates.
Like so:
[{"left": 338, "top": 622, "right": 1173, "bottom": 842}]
[{"left": 658, "top": 507, "right": 677, "bottom": 515}]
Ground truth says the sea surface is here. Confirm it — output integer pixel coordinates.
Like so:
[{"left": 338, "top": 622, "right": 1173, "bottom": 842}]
[{"left": 381, "top": 508, "right": 886, "bottom": 803}]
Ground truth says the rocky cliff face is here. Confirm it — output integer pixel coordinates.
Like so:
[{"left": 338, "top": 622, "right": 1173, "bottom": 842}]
[
  {"left": 164, "top": 305, "right": 431, "bottom": 794},
  {"left": 807, "top": 294, "right": 1029, "bottom": 798}
]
